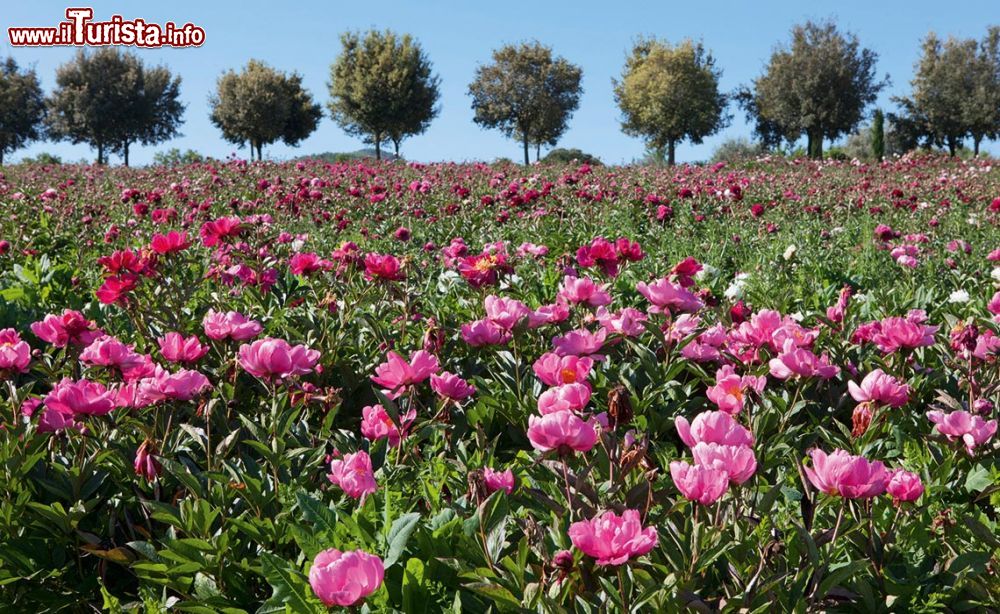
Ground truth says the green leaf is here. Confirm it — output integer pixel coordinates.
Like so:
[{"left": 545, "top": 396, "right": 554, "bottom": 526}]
[
  {"left": 259, "top": 551, "right": 320, "bottom": 614},
  {"left": 965, "top": 465, "right": 992, "bottom": 493},
  {"left": 384, "top": 512, "right": 421, "bottom": 568}
]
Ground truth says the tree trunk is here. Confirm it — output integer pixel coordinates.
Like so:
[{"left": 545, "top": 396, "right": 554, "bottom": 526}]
[
  {"left": 0, "top": 149, "right": 4, "bottom": 166},
  {"left": 807, "top": 129, "right": 823, "bottom": 159},
  {"left": 523, "top": 136, "right": 530, "bottom": 166},
  {"left": 393, "top": 139, "right": 400, "bottom": 158},
  {"left": 97, "top": 141, "right": 104, "bottom": 165},
  {"left": 667, "top": 140, "right": 676, "bottom": 166},
  {"left": 974, "top": 136, "right": 981, "bottom": 157},
  {"left": 947, "top": 137, "right": 957, "bottom": 157},
  {"left": 256, "top": 142, "right": 262, "bottom": 161},
  {"left": 123, "top": 141, "right": 130, "bottom": 167},
  {"left": 375, "top": 136, "right": 381, "bottom": 161},
  {"left": 536, "top": 143, "right": 541, "bottom": 162}
]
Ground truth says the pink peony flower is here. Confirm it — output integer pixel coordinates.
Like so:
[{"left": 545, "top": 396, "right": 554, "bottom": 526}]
[
  {"left": 80, "top": 336, "right": 150, "bottom": 379},
  {"left": 483, "top": 295, "right": 532, "bottom": 330},
  {"left": 483, "top": 467, "right": 515, "bottom": 494},
  {"left": 691, "top": 442, "right": 757, "bottom": 484},
  {"left": 669, "top": 461, "right": 729, "bottom": 505},
  {"left": 461, "top": 319, "right": 512, "bottom": 347},
  {"left": 636, "top": 278, "right": 704, "bottom": 314},
  {"left": 430, "top": 371, "right": 476, "bottom": 401},
  {"left": 871, "top": 316, "right": 938, "bottom": 353},
  {"left": 158, "top": 332, "right": 210, "bottom": 364},
  {"left": 533, "top": 353, "right": 593, "bottom": 386},
  {"left": 370, "top": 350, "right": 440, "bottom": 398},
  {"left": 309, "top": 549, "right": 384, "bottom": 607},
  {"left": 0, "top": 328, "right": 31, "bottom": 373},
  {"left": 327, "top": 451, "right": 378, "bottom": 500},
  {"left": 568, "top": 509, "right": 657, "bottom": 565},
  {"left": 528, "top": 303, "right": 570, "bottom": 328},
  {"left": 44, "top": 377, "right": 116, "bottom": 417},
  {"left": 847, "top": 369, "right": 909, "bottom": 408},
  {"left": 552, "top": 328, "right": 607, "bottom": 358},
  {"left": 595, "top": 307, "right": 648, "bottom": 337},
  {"left": 202, "top": 310, "right": 263, "bottom": 341},
  {"left": 134, "top": 440, "right": 162, "bottom": 481},
  {"left": 150, "top": 230, "right": 190, "bottom": 254},
  {"left": 705, "top": 365, "right": 766, "bottom": 415},
  {"left": 31, "top": 309, "right": 103, "bottom": 348},
  {"left": 527, "top": 412, "right": 598, "bottom": 453},
  {"left": 138, "top": 369, "right": 212, "bottom": 403},
  {"left": 364, "top": 253, "right": 405, "bottom": 281},
  {"left": 675, "top": 411, "right": 754, "bottom": 448},
  {"left": 537, "top": 383, "right": 591, "bottom": 414},
  {"left": 803, "top": 449, "right": 888, "bottom": 499},
  {"left": 558, "top": 276, "right": 612, "bottom": 307},
  {"left": 238, "top": 338, "right": 319, "bottom": 380},
  {"left": 768, "top": 340, "right": 840, "bottom": 380},
  {"left": 926, "top": 409, "right": 997, "bottom": 454},
  {"left": 360, "top": 404, "right": 415, "bottom": 448},
  {"left": 885, "top": 469, "right": 924, "bottom": 504}
]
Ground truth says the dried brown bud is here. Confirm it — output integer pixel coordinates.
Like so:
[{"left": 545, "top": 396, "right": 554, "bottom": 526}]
[{"left": 607, "top": 384, "right": 633, "bottom": 429}]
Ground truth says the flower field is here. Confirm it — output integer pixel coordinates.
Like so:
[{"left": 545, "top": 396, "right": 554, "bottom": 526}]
[{"left": 1, "top": 155, "right": 999, "bottom": 612}]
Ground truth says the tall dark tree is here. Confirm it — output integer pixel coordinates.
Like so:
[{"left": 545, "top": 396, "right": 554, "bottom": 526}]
[
  {"left": 0, "top": 58, "right": 46, "bottom": 165},
  {"left": 871, "top": 109, "right": 885, "bottom": 161},
  {"left": 329, "top": 30, "right": 440, "bottom": 160},
  {"left": 613, "top": 38, "right": 728, "bottom": 165},
  {"left": 47, "top": 48, "right": 183, "bottom": 165},
  {"left": 744, "top": 21, "right": 886, "bottom": 158},
  {"left": 210, "top": 60, "right": 321, "bottom": 161},
  {"left": 468, "top": 42, "right": 583, "bottom": 165}
]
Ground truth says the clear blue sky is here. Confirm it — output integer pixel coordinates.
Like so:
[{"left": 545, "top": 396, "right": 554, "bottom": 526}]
[{"left": 2, "top": 0, "right": 997, "bottom": 165}]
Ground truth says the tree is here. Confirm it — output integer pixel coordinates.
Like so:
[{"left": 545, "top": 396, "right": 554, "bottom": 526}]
[
  {"left": 967, "top": 27, "right": 1000, "bottom": 156},
  {"left": 47, "top": 48, "right": 183, "bottom": 165},
  {"left": 329, "top": 30, "right": 440, "bottom": 160},
  {"left": 0, "top": 58, "right": 45, "bottom": 166},
  {"left": 744, "top": 21, "right": 886, "bottom": 159},
  {"left": 209, "top": 60, "right": 321, "bottom": 161},
  {"left": 613, "top": 38, "right": 728, "bottom": 165},
  {"left": 468, "top": 42, "right": 583, "bottom": 165},
  {"left": 871, "top": 109, "right": 885, "bottom": 160}
]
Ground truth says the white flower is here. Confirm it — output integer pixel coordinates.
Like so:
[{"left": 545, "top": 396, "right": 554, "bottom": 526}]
[
  {"left": 724, "top": 272, "right": 750, "bottom": 300},
  {"left": 695, "top": 264, "right": 719, "bottom": 282},
  {"left": 948, "top": 290, "right": 970, "bottom": 303},
  {"left": 992, "top": 267, "right": 1000, "bottom": 282},
  {"left": 783, "top": 245, "right": 797, "bottom": 261}
]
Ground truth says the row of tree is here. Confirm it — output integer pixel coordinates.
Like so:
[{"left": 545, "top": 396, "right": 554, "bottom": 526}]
[{"left": 0, "top": 22, "right": 997, "bottom": 166}]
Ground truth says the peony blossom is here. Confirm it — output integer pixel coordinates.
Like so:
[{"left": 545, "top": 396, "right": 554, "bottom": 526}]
[
  {"left": 158, "top": 332, "right": 210, "bottom": 364},
  {"left": 238, "top": 338, "right": 320, "bottom": 380},
  {"left": 595, "top": 307, "right": 648, "bottom": 337},
  {"left": 533, "top": 353, "right": 593, "bottom": 387},
  {"left": 537, "top": 383, "right": 591, "bottom": 414},
  {"left": 483, "top": 467, "right": 516, "bottom": 495},
  {"left": 705, "top": 365, "right": 766, "bottom": 414},
  {"left": 636, "top": 278, "right": 704, "bottom": 314},
  {"left": 527, "top": 412, "right": 598, "bottom": 453},
  {"left": 429, "top": 371, "right": 476, "bottom": 401},
  {"left": 360, "top": 404, "right": 415, "bottom": 448},
  {"left": 803, "top": 449, "right": 888, "bottom": 499},
  {"left": 691, "top": 442, "right": 757, "bottom": 484},
  {"left": 44, "top": 377, "right": 116, "bottom": 417},
  {"left": 364, "top": 253, "right": 405, "bottom": 281},
  {"left": 768, "top": 340, "right": 840, "bottom": 380},
  {"left": 552, "top": 328, "right": 607, "bottom": 358},
  {"left": 370, "top": 350, "right": 440, "bottom": 398},
  {"left": 202, "top": 310, "right": 263, "bottom": 341},
  {"left": 847, "top": 369, "right": 909, "bottom": 408},
  {"left": 669, "top": 461, "right": 730, "bottom": 505},
  {"left": 137, "top": 369, "right": 212, "bottom": 403},
  {"left": 327, "top": 451, "right": 378, "bottom": 500},
  {"left": 926, "top": 409, "right": 997, "bottom": 454},
  {"left": 309, "top": 549, "right": 384, "bottom": 607},
  {"left": 461, "top": 319, "right": 512, "bottom": 347},
  {"left": 31, "top": 309, "right": 103, "bottom": 348},
  {"left": 558, "top": 276, "right": 612, "bottom": 307},
  {"left": 885, "top": 469, "right": 924, "bottom": 504},
  {"left": 568, "top": 509, "right": 658, "bottom": 565},
  {"left": 0, "top": 328, "right": 31, "bottom": 374},
  {"left": 675, "top": 410, "right": 754, "bottom": 448},
  {"left": 483, "top": 295, "right": 532, "bottom": 330}
]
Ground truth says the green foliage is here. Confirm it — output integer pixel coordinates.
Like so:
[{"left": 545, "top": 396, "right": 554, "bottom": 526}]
[
  {"left": 328, "top": 30, "right": 441, "bottom": 160},
  {"left": 710, "top": 137, "right": 765, "bottom": 164},
  {"left": 614, "top": 38, "right": 729, "bottom": 165},
  {"left": 46, "top": 48, "right": 184, "bottom": 166},
  {"left": 0, "top": 58, "right": 46, "bottom": 166},
  {"left": 541, "top": 147, "right": 602, "bottom": 165},
  {"left": 743, "top": 20, "right": 886, "bottom": 159},
  {"left": 18, "top": 152, "right": 62, "bottom": 166},
  {"left": 209, "top": 60, "right": 321, "bottom": 161},
  {"left": 468, "top": 41, "right": 583, "bottom": 165},
  {"left": 151, "top": 148, "right": 205, "bottom": 167},
  {"left": 871, "top": 109, "right": 885, "bottom": 160}
]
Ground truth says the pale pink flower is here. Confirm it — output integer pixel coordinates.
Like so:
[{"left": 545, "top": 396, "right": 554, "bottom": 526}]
[
  {"left": 370, "top": 350, "right": 440, "bottom": 398},
  {"left": 461, "top": 319, "right": 512, "bottom": 347},
  {"left": 360, "top": 404, "right": 415, "bottom": 448},
  {"left": 675, "top": 410, "right": 754, "bottom": 448},
  {"left": 158, "top": 332, "right": 210, "bottom": 364},
  {"left": 238, "top": 338, "right": 320, "bottom": 380},
  {"left": 926, "top": 409, "right": 997, "bottom": 454},
  {"left": 636, "top": 278, "right": 704, "bottom": 313},
  {"left": 532, "top": 353, "right": 594, "bottom": 386},
  {"left": 309, "top": 549, "right": 384, "bottom": 607},
  {"left": 484, "top": 295, "right": 531, "bottom": 330},
  {"left": 0, "top": 328, "right": 31, "bottom": 373},
  {"left": 483, "top": 467, "right": 515, "bottom": 494},
  {"left": 768, "top": 340, "right": 840, "bottom": 380},
  {"left": 669, "top": 461, "right": 729, "bottom": 505},
  {"left": 847, "top": 369, "right": 909, "bottom": 408},
  {"left": 595, "top": 307, "right": 647, "bottom": 337},
  {"left": 202, "top": 309, "right": 263, "bottom": 341},
  {"left": 527, "top": 412, "right": 598, "bottom": 453},
  {"left": 558, "top": 276, "right": 612, "bottom": 307},
  {"left": 327, "top": 451, "right": 378, "bottom": 499},
  {"left": 691, "top": 442, "right": 757, "bottom": 484},
  {"left": 552, "top": 328, "right": 607, "bottom": 358},
  {"left": 430, "top": 371, "right": 476, "bottom": 401},
  {"left": 885, "top": 469, "right": 924, "bottom": 504},
  {"left": 537, "top": 383, "right": 591, "bottom": 414},
  {"left": 803, "top": 449, "right": 888, "bottom": 499},
  {"left": 568, "top": 509, "right": 657, "bottom": 565}
]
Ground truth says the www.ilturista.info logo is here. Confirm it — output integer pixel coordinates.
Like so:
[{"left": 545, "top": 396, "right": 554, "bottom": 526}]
[{"left": 8, "top": 8, "right": 205, "bottom": 47}]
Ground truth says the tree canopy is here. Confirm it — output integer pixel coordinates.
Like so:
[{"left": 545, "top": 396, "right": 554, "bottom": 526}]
[
  {"left": 209, "top": 60, "right": 321, "bottom": 161},
  {"left": 614, "top": 38, "right": 728, "bottom": 165},
  {"left": 742, "top": 21, "right": 886, "bottom": 158},
  {"left": 0, "top": 58, "right": 46, "bottom": 166},
  {"left": 468, "top": 42, "right": 583, "bottom": 165},
  {"left": 328, "top": 30, "right": 440, "bottom": 160},
  {"left": 47, "top": 48, "right": 184, "bottom": 165}
]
